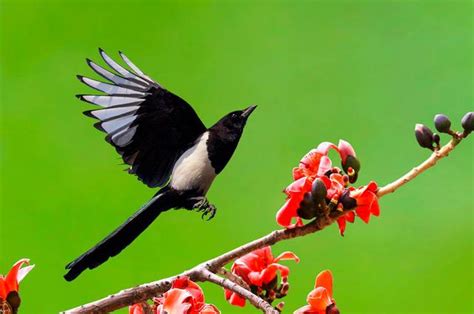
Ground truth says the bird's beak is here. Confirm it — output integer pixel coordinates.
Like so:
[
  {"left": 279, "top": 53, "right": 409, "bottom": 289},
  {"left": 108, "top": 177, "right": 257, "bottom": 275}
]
[{"left": 241, "top": 105, "right": 257, "bottom": 119}]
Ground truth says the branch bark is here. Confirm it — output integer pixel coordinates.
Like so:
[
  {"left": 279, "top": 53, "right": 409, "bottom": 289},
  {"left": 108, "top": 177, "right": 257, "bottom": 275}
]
[{"left": 62, "top": 134, "right": 468, "bottom": 314}]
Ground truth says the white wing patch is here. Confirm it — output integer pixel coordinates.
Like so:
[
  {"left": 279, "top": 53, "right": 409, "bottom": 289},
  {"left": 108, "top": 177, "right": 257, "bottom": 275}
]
[
  {"left": 111, "top": 125, "right": 138, "bottom": 146},
  {"left": 100, "top": 115, "right": 136, "bottom": 133},
  {"left": 80, "top": 77, "right": 148, "bottom": 96},
  {"left": 81, "top": 95, "right": 144, "bottom": 107},
  {"left": 89, "top": 106, "right": 139, "bottom": 120},
  {"left": 78, "top": 49, "right": 161, "bottom": 149}
]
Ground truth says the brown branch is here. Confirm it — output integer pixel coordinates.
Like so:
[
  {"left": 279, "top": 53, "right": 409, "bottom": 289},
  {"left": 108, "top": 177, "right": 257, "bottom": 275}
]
[
  {"left": 63, "top": 134, "right": 469, "bottom": 313},
  {"left": 199, "top": 269, "right": 278, "bottom": 314},
  {"left": 217, "top": 267, "right": 251, "bottom": 290},
  {"left": 377, "top": 135, "right": 462, "bottom": 197}
]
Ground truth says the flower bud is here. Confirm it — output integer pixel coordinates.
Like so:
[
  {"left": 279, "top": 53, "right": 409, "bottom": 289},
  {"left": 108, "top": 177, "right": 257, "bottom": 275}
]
[
  {"left": 461, "top": 112, "right": 474, "bottom": 134},
  {"left": 434, "top": 114, "right": 451, "bottom": 133},
  {"left": 342, "top": 155, "right": 360, "bottom": 183},
  {"left": 297, "top": 193, "right": 316, "bottom": 220},
  {"left": 339, "top": 190, "right": 357, "bottom": 210},
  {"left": 432, "top": 133, "right": 440, "bottom": 148},
  {"left": 311, "top": 178, "right": 327, "bottom": 203},
  {"left": 326, "top": 304, "right": 340, "bottom": 314},
  {"left": 414, "top": 124, "right": 434, "bottom": 150}
]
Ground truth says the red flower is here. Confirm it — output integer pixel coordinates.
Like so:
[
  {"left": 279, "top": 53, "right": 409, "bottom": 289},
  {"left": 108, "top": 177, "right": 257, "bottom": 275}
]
[
  {"left": 130, "top": 277, "right": 220, "bottom": 314},
  {"left": 351, "top": 181, "right": 380, "bottom": 222},
  {"left": 225, "top": 247, "right": 299, "bottom": 307},
  {"left": 277, "top": 140, "right": 380, "bottom": 235},
  {"left": 276, "top": 177, "right": 312, "bottom": 227},
  {"left": 294, "top": 270, "right": 338, "bottom": 314},
  {"left": 0, "top": 259, "right": 34, "bottom": 312},
  {"left": 336, "top": 181, "right": 379, "bottom": 235}
]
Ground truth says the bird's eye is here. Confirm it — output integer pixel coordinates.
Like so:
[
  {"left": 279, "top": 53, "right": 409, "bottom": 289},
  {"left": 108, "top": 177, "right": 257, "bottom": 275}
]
[{"left": 231, "top": 113, "right": 238, "bottom": 120}]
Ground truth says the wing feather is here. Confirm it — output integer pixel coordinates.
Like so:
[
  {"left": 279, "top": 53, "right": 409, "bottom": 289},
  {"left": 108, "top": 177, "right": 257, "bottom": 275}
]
[{"left": 77, "top": 50, "right": 206, "bottom": 187}]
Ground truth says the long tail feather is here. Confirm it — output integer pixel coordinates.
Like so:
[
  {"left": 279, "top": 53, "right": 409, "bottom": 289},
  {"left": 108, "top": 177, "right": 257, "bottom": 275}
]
[{"left": 64, "top": 189, "right": 178, "bottom": 281}]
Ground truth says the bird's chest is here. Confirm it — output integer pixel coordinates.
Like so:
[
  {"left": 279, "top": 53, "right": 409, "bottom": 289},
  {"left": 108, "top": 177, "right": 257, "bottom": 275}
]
[{"left": 170, "top": 132, "right": 216, "bottom": 193}]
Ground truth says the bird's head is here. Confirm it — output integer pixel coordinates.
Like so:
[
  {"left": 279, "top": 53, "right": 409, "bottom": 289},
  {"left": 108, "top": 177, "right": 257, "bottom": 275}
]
[{"left": 212, "top": 105, "right": 257, "bottom": 138}]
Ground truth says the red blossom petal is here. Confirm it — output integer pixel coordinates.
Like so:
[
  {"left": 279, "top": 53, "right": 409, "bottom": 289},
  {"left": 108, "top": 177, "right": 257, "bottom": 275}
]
[
  {"left": 317, "top": 156, "right": 333, "bottom": 176},
  {"left": 276, "top": 198, "right": 300, "bottom": 228},
  {"left": 172, "top": 277, "right": 205, "bottom": 310},
  {"left": 285, "top": 177, "right": 312, "bottom": 195},
  {"left": 199, "top": 304, "right": 221, "bottom": 314},
  {"left": 273, "top": 251, "right": 300, "bottom": 263},
  {"left": 315, "top": 142, "right": 338, "bottom": 155},
  {"left": 224, "top": 289, "right": 246, "bottom": 307},
  {"left": 293, "top": 167, "right": 305, "bottom": 180},
  {"left": 307, "top": 287, "right": 333, "bottom": 311},
  {"left": 162, "top": 288, "right": 193, "bottom": 314},
  {"left": 128, "top": 303, "right": 146, "bottom": 314},
  {"left": 336, "top": 217, "right": 347, "bottom": 236},
  {"left": 314, "top": 270, "right": 333, "bottom": 298},
  {"left": 345, "top": 211, "right": 355, "bottom": 223},
  {"left": 293, "top": 304, "right": 323, "bottom": 314},
  {"left": 337, "top": 139, "right": 356, "bottom": 163},
  {"left": 371, "top": 199, "right": 380, "bottom": 216},
  {"left": 4, "top": 258, "right": 30, "bottom": 294},
  {"left": 356, "top": 205, "right": 371, "bottom": 223}
]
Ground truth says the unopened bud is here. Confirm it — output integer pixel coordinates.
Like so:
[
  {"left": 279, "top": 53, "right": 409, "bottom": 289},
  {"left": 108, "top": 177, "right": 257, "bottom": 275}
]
[
  {"left": 311, "top": 178, "right": 327, "bottom": 203},
  {"left": 432, "top": 133, "right": 440, "bottom": 148},
  {"left": 275, "top": 302, "right": 285, "bottom": 312},
  {"left": 461, "top": 112, "right": 474, "bottom": 135},
  {"left": 339, "top": 190, "right": 357, "bottom": 210},
  {"left": 342, "top": 155, "right": 360, "bottom": 183},
  {"left": 415, "top": 124, "right": 434, "bottom": 150},
  {"left": 434, "top": 114, "right": 451, "bottom": 133},
  {"left": 326, "top": 304, "right": 340, "bottom": 314},
  {"left": 297, "top": 193, "right": 316, "bottom": 220}
]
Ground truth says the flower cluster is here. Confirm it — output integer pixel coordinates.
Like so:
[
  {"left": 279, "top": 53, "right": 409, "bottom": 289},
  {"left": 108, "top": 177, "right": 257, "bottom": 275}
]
[
  {"left": 129, "top": 277, "right": 220, "bottom": 314},
  {"left": 294, "top": 270, "right": 339, "bottom": 314},
  {"left": 225, "top": 246, "right": 299, "bottom": 307},
  {"left": 276, "top": 140, "right": 380, "bottom": 235},
  {"left": 0, "top": 258, "right": 34, "bottom": 313}
]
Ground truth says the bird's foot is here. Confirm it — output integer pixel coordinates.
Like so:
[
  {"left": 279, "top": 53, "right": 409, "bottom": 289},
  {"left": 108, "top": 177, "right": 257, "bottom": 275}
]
[{"left": 192, "top": 198, "right": 217, "bottom": 220}]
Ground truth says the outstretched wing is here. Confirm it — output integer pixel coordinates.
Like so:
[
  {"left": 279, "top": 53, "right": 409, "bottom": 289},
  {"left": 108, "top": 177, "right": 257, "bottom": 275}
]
[{"left": 78, "top": 49, "right": 207, "bottom": 188}]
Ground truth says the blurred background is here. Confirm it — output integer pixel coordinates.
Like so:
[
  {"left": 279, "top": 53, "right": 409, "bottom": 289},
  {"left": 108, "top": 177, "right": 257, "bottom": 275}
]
[{"left": 1, "top": 0, "right": 472, "bottom": 313}]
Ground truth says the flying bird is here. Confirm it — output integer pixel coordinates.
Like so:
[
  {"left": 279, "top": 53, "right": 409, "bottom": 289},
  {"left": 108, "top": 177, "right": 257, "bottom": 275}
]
[{"left": 64, "top": 49, "right": 256, "bottom": 281}]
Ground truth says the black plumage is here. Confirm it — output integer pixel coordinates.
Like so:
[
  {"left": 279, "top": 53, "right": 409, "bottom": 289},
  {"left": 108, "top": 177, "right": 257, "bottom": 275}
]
[{"left": 64, "top": 49, "right": 256, "bottom": 281}]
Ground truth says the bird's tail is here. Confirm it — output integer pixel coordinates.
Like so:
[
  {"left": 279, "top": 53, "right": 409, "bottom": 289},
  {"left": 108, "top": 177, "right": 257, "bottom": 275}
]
[{"left": 64, "top": 188, "right": 178, "bottom": 281}]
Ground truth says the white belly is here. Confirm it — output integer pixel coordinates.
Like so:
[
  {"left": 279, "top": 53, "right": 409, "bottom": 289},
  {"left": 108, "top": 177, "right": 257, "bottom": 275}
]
[{"left": 170, "top": 132, "right": 216, "bottom": 193}]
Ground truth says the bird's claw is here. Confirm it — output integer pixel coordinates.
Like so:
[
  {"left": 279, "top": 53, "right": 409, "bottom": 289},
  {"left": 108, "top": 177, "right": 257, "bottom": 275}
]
[
  {"left": 193, "top": 199, "right": 209, "bottom": 212},
  {"left": 201, "top": 204, "right": 216, "bottom": 221},
  {"left": 192, "top": 199, "right": 216, "bottom": 220}
]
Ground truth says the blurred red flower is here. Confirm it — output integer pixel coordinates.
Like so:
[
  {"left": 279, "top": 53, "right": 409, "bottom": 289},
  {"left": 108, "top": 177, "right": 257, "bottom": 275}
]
[
  {"left": 294, "top": 270, "right": 339, "bottom": 314},
  {"left": 225, "top": 246, "right": 299, "bottom": 307},
  {"left": 129, "top": 277, "right": 220, "bottom": 314},
  {"left": 0, "top": 258, "right": 34, "bottom": 312}
]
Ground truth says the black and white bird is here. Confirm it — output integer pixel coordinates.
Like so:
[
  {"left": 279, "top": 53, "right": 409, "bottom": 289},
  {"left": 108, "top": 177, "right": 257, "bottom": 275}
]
[{"left": 64, "top": 49, "right": 256, "bottom": 281}]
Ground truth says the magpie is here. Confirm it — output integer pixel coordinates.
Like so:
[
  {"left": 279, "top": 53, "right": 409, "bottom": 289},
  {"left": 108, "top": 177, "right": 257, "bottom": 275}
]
[{"left": 64, "top": 49, "right": 256, "bottom": 281}]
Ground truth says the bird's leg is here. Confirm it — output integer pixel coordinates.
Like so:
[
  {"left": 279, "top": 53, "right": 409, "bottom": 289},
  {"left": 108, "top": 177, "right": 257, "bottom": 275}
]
[{"left": 181, "top": 196, "right": 217, "bottom": 220}]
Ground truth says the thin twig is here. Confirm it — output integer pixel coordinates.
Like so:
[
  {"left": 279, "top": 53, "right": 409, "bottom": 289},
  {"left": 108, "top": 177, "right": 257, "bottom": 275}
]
[
  {"left": 199, "top": 269, "right": 278, "bottom": 314},
  {"left": 377, "top": 136, "right": 462, "bottom": 197},
  {"left": 217, "top": 267, "right": 251, "bottom": 290},
  {"left": 63, "top": 135, "right": 468, "bottom": 313}
]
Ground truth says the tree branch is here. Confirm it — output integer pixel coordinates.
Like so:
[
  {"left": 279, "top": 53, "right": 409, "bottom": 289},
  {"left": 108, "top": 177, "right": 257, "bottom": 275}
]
[
  {"left": 217, "top": 267, "right": 251, "bottom": 291},
  {"left": 199, "top": 269, "right": 277, "bottom": 314},
  {"left": 376, "top": 136, "right": 462, "bottom": 197},
  {"left": 62, "top": 134, "right": 469, "bottom": 314}
]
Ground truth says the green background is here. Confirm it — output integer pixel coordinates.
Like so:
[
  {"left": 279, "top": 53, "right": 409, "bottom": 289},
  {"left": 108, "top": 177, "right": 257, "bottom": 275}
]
[{"left": 1, "top": 0, "right": 472, "bottom": 313}]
